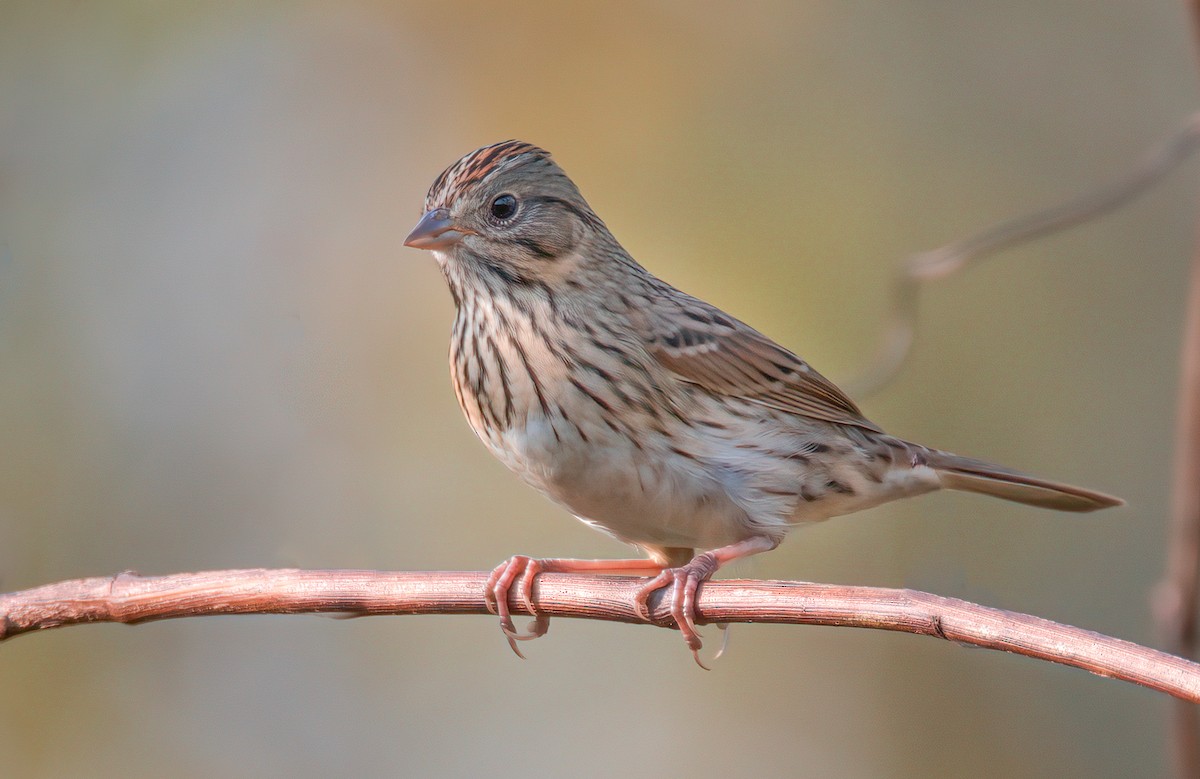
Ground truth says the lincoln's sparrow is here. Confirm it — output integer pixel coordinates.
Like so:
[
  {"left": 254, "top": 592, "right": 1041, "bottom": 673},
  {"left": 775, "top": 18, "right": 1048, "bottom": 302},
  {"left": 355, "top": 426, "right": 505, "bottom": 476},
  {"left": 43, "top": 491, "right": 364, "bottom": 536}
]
[{"left": 404, "top": 140, "right": 1121, "bottom": 665}]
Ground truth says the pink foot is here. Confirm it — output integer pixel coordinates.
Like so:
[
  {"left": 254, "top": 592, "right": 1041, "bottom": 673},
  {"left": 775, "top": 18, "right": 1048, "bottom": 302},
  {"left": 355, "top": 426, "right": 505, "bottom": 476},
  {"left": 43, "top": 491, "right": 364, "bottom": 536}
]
[
  {"left": 484, "top": 555, "right": 550, "bottom": 658},
  {"left": 482, "top": 555, "right": 669, "bottom": 659},
  {"left": 634, "top": 551, "right": 723, "bottom": 669}
]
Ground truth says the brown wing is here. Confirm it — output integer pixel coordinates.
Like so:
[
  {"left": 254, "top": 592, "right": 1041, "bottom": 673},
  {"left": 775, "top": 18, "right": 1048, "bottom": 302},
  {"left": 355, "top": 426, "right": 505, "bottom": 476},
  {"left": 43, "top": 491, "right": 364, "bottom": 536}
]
[{"left": 635, "top": 290, "right": 882, "bottom": 432}]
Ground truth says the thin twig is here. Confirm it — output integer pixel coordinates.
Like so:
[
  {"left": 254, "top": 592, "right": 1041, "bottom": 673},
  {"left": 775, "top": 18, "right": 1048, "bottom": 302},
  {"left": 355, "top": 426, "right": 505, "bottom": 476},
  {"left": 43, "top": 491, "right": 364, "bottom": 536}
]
[
  {"left": 1159, "top": 212, "right": 1200, "bottom": 777},
  {"left": 848, "top": 111, "right": 1200, "bottom": 398},
  {"left": 2, "top": 568, "right": 1198, "bottom": 701},
  {"left": 1151, "top": 4, "right": 1200, "bottom": 777}
]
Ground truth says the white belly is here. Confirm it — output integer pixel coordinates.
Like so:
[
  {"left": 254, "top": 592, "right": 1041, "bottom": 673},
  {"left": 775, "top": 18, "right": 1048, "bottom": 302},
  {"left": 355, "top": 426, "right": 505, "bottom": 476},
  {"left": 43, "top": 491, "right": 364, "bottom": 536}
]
[
  {"left": 478, "top": 396, "right": 945, "bottom": 553},
  {"left": 488, "top": 414, "right": 758, "bottom": 550}
]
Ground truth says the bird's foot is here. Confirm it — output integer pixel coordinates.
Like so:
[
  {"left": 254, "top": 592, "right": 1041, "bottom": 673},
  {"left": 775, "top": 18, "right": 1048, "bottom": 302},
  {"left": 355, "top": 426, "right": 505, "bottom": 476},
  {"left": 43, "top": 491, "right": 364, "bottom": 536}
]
[
  {"left": 484, "top": 555, "right": 670, "bottom": 659},
  {"left": 485, "top": 555, "right": 550, "bottom": 658},
  {"left": 634, "top": 551, "right": 723, "bottom": 669}
]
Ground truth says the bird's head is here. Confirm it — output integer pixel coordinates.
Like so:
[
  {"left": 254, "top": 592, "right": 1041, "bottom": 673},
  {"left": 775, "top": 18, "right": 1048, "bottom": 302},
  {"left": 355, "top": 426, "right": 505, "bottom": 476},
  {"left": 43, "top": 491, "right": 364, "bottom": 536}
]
[{"left": 405, "top": 141, "right": 609, "bottom": 286}]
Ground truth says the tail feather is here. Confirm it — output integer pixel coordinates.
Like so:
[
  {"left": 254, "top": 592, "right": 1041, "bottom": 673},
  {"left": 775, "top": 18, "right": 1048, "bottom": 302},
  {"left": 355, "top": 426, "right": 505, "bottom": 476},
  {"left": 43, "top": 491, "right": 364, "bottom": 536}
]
[{"left": 927, "top": 451, "right": 1123, "bottom": 512}]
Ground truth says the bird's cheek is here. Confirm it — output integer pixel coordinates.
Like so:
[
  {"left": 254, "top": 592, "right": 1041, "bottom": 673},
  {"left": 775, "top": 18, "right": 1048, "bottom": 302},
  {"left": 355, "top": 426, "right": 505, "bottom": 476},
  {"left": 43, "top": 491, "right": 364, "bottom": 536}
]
[
  {"left": 560, "top": 223, "right": 584, "bottom": 254},
  {"left": 541, "top": 225, "right": 582, "bottom": 258}
]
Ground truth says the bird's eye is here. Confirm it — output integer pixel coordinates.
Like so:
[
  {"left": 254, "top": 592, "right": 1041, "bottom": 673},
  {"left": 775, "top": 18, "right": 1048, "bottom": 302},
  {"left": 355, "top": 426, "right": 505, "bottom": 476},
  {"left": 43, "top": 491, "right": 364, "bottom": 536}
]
[{"left": 489, "top": 193, "right": 518, "bottom": 222}]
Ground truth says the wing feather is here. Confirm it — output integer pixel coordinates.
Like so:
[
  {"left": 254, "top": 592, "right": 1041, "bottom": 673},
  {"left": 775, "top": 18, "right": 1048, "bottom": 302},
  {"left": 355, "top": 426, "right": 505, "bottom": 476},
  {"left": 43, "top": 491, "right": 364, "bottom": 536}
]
[{"left": 635, "top": 291, "right": 882, "bottom": 432}]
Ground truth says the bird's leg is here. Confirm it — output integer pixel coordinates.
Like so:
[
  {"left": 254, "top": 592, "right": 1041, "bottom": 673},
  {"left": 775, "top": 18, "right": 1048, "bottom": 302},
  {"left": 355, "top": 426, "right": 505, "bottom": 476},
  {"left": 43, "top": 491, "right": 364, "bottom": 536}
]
[
  {"left": 485, "top": 556, "right": 666, "bottom": 658},
  {"left": 634, "top": 536, "right": 779, "bottom": 669}
]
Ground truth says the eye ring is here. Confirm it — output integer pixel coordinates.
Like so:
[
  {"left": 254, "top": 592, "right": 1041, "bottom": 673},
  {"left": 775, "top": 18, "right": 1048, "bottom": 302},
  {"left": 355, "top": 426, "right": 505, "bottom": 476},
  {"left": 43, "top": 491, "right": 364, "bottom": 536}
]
[{"left": 489, "top": 193, "right": 518, "bottom": 222}]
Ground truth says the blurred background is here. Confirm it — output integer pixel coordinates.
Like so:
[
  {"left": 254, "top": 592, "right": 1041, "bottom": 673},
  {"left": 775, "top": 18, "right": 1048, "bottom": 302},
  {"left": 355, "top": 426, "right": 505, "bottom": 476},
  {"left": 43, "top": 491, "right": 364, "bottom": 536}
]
[{"left": 0, "top": 2, "right": 1194, "bottom": 776}]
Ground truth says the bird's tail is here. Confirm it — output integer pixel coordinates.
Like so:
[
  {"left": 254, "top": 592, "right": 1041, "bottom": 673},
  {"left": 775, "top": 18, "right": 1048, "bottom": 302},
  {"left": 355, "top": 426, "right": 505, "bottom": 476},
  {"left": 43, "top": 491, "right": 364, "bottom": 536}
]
[{"left": 925, "top": 450, "right": 1123, "bottom": 512}]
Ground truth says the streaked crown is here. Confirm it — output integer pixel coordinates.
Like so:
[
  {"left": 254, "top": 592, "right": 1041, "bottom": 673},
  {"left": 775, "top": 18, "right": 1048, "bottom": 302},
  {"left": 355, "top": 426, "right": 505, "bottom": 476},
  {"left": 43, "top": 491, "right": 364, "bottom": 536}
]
[{"left": 423, "top": 140, "right": 555, "bottom": 212}]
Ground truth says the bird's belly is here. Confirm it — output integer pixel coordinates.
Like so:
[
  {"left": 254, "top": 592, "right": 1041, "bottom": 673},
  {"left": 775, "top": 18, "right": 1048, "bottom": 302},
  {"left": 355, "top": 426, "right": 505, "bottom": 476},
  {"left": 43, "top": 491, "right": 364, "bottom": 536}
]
[{"left": 488, "top": 415, "right": 754, "bottom": 550}]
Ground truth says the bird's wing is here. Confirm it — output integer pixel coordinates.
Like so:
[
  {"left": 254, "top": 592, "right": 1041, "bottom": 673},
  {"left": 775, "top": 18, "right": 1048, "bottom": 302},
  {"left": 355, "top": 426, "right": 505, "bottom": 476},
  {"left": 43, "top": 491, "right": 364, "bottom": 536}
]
[{"left": 635, "top": 289, "right": 882, "bottom": 432}]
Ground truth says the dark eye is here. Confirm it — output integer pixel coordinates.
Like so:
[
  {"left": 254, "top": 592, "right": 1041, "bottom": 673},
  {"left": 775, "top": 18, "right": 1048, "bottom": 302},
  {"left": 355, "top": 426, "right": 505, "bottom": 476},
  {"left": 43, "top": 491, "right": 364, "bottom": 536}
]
[{"left": 489, "top": 193, "right": 518, "bottom": 221}]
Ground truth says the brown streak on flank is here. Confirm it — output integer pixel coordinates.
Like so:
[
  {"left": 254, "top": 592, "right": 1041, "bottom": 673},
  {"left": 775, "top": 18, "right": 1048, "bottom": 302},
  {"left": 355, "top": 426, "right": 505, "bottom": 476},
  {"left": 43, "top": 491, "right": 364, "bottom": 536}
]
[
  {"left": 591, "top": 310, "right": 628, "bottom": 339},
  {"left": 596, "top": 401, "right": 638, "bottom": 444},
  {"left": 826, "top": 480, "right": 854, "bottom": 495},
  {"left": 450, "top": 360, "right": 471, "bottom": 419},
  {"left": 459, "top": 358, "right": 490, "bottom": 439},
  {"left": 469, "top": 328, "right": 487, "bottom": 394},
  {"left": 579, "top": 359, "right": 617, "bottom": 385},
  {"left": 568, "top": 375, "right": 615, "bottom": 414},
  {"left": 527, "top": 309, "right": 573, "bottom": 370},
  {"left": 582, "top": 363, "right": 634, "bottom": 410},
  {"left": 486, "top": 333, "right": 514, "bottom": 427},
  {"left": 588, "top": 336, "right": 625, "bottom": 357},
  {"left": 617, "top": 352, "right": 656, "bottom": 384},
  {"left": 508, "top": 332, "right": 556, "bottom": 440},
  {"left": 492, "top": 303, "right": 518, "bottom": 343},
  {"left": 573, "top": 317, "right": 596, "bottom": 337},
  {"left": 564, "top": 414, "right": 589, "bottom": 443},
  {"left": 467, "top": 330, "right": 501, "bottom": 433},
  {"left": 451, "top": 315, "right": 469, "bottom": 382},
  {"left": 636, "top": 398, "right": 663, "bottom": 423}
]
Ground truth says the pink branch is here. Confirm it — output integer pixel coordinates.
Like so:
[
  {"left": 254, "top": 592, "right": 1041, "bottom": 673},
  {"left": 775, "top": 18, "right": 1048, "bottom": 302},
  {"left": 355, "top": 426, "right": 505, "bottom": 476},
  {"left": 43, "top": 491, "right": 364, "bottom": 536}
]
[{"left": 2, "top": 569, "right": 1197, "bottom": 701}]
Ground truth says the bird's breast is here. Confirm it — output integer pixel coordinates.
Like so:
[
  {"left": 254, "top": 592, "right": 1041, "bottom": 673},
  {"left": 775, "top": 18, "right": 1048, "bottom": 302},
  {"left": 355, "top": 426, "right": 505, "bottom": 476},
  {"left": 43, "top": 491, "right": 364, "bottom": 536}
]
[{"left": 446, "top": 296, "right": 762, "bottom": 549}]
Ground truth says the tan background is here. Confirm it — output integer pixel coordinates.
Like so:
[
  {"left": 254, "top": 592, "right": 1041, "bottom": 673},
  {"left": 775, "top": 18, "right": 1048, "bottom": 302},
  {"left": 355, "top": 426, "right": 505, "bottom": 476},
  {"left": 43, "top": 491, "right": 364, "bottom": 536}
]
[{"left": 0, "top": 2, "right": 1193, "bottom": 777}]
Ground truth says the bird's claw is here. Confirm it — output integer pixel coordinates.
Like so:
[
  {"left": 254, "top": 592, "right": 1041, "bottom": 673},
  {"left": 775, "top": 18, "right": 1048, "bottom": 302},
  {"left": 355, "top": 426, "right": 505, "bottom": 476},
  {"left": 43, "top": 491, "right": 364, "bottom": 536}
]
[
  {"left": 633, "top": 552, "right": 722, "bottom": 669},
  {"left": 485, "top": 555, "right": 551, "bottom": 658}
]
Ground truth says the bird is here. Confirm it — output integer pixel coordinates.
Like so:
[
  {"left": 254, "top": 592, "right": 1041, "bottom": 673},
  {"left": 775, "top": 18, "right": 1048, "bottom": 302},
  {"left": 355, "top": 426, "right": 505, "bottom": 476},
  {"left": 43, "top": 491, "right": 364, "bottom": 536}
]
[{"left": 403, "top": 139, "right": 1122, "bottom": 666}]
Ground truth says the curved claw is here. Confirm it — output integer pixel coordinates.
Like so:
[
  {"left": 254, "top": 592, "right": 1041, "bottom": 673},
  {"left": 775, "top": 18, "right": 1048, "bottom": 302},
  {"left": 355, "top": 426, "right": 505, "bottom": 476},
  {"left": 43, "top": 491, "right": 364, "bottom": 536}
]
[
  {"left": 711, "top": 623, "right": 732, "bottom": 662},
  {"left": 634, "top": 552, "right": 722, "bottom": 669},
  {"left": 485, "top": 556, "right": 550, "bottom": 657},
  {"left": 633, "top": 570, "right": 673, "bottom": 622}
]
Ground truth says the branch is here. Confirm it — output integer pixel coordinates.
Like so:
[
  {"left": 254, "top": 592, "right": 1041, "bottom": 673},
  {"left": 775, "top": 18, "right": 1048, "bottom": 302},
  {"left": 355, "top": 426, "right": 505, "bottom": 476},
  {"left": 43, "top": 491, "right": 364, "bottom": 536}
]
[
  {"left": 2, "top": 568, "right": 1198, "bottom": 701},
  {"left": 1151, "top": 4, "right": 1200, "bottom": 777},
  {"left": 847, "top": 111, "right": 1200, "bottom": 398},
  {"left": 1159, "top": 192, "right": 1200, "bottom": 778}
]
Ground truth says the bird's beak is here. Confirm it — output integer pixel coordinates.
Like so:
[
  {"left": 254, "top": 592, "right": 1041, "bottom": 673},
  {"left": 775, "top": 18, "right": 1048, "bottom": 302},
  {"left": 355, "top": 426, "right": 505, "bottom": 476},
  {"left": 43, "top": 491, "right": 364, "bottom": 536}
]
[{"left": 404, "top": 208, "right": 471, "bottom": 250}]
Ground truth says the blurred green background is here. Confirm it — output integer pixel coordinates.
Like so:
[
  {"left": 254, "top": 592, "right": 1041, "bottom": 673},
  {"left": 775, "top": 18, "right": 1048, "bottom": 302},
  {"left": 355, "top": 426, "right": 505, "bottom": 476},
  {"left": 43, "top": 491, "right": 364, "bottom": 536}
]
[{"left": 0, "top": 2, "right": 1194, "bottom": 777}]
